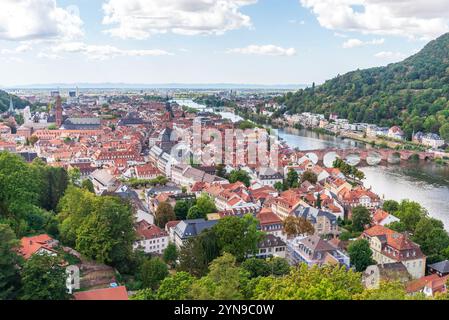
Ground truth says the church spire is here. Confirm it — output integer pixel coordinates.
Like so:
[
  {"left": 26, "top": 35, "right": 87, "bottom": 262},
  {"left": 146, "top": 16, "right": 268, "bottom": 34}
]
[{"left": 9, "top": 95, "right": 14, "bottom": 113}]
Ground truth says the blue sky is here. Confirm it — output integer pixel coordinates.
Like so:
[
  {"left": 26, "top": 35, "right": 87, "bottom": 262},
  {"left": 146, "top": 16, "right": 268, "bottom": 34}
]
[{"left": 0, "top": 0, "right": 447, "bottom": 86}]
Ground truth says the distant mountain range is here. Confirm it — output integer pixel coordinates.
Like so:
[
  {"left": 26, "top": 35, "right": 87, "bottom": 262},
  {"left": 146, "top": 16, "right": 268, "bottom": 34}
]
[{"left": 3, "top": 83, "right": 307, "bottom": 90}]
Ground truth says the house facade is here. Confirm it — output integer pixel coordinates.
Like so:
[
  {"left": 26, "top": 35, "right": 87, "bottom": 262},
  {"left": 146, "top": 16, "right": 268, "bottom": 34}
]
[
  {"left": 134, "top": 220, "right": 169, "bottom": 254},
  {"left": 362, "top": 225, "right": 426, "bottom": 279}
]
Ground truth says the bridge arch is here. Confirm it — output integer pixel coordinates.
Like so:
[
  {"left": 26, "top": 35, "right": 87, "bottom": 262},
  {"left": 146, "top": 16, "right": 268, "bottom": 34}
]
[{"left": 387, "top": 151, "right": 401, "bottom": 164}]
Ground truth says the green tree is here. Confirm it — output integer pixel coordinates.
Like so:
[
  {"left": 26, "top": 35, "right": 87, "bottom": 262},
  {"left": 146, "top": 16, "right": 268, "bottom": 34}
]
[
  {"left": 156, "top": 272, "right": 195, "bottom": 300},
  {"left": 195, "top": 194, "right": 217, "bottom": 215},
  {"left": 413, "top": 217, "right": 442, "bottom": 246},
  {"left": 155, "top": 202, "right": 176, "bottom": 228},
  {"left": 21, "top": 254, "right": 69, "bottom": 300},
  {"left": 163, "top": 243, "right": 178, "bottom": 268},
  {"left": 188, "top": 253, "right": 247, "bottom": 300},
  {"left": 139, "top": 257, "right": 169, "bottom": 290},
  {"left": 57, "top": 186, "right": 96, "bottom": 246},
  {"left": 241, "top": 257, "right": 290, "bottom": 278},
  {"left": 75, "top": 196, "right": 135, "bottom": 270},
  {"left": 268, "top": 257, "right": 291, "bottom": 276},
  {"left": 285, "top": 169, "right": 299, "bottom": 189},
  {"left": 174, "top": 200, "right": 192, "bottom": 220},
  {"left": 81, "top": 179, "right": 95, "bottom": 193},
  {"left": 130, "top": 288, "right": 155, "bottom": 300},
  {"left": 385, "top": 221, "right": 407, "bottom": 232},
  {"left": 395, "top": 200, "right": 427, "bottom": 231},
  {"left": 213, "top": 215, "right": 263, "bottom": 261},
  {"left": 241, "top": 258, "right": 271, "bottom": 278},
  {"left": 228, "top": 170, "right": 251, "bottom": 187},
  {"left": 382, "top": 200, "right": 399, "bottom": 213},
  {"left": 420, "top": 227, "right": 449, "bottom": 258},
  {"left": 178, "top": 229, "right": 220, "bottom": 277},
  {"left": 354, "top": 281, "right": 415, "bottom": 300},
  {"left": 68, "top": 167, "right": 81, "bottom": 186},
  {"left": 348, "top": 239, "right": 374, "bottom": 272},
  {"left": 316, "top": 193, "right": 322, "bottom": 209},
  {"left": 352, "top": 206, "right": 372, "bottom": 232},
  {"left": 32, "top": 159, "right": 69, "bottom": 211},
  {"left": 301, "top": 171, "right": 317, "bottom": 184},
  {"left": 273, "top": 181, "right": 284, "bottom": 192},
  {"left": 0, "top": 224, "right": 23, "bottom": 299},
  {"left": 252, "top": 264, "right": 363, "bottom": 300},
  {"left": 439, "top": 123, "right": 449, "bottom": 142},
  {"left": 0, "top": 152, "right": 42, "bottom": 235},
  {"left": 187, "top": 205, "right": 205, "bottom": 219},
  {"left": 238, "top": 120, "right": 256, "bottom": 130}
]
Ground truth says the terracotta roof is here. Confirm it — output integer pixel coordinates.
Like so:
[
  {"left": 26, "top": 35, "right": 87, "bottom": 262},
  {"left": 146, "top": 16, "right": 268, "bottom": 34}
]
[
  {"left": 364, "top": 225, "right": 395, "bottom": 237},
  {"left": 363, "top": 225, "right": 425, "bottom": 260},
  {"left": 257, "top": 209, "right": 282, "bottom": 225},
  {"left": 373, "top": 209, "right": 390, "bottom": 225},
  {"left": 406, "top": 274, "right": 440, "bottom": 293},
  {"left": 191, "top": 181, "right": 208, "bottom": 192},
  {"left": 426, "top": 275, "right": 449, "bottom": 294},
  {"left": 20, "top": 234, "right": 57, "bottom": 259},
  {"left": 73, "top": 286, "right": 129, "bottom": 300},
  {"left": 136, "top": 220, "right": 168, "bottom": 240}
]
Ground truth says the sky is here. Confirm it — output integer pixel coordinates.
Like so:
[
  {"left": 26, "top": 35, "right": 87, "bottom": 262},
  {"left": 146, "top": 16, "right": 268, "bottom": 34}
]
[{"left": 0, "top": 0, "right": 448, "bottom": 87}]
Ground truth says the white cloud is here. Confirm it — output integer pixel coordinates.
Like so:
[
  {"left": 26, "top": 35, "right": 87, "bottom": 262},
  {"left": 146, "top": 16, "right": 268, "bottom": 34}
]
[
  {"left": 289, "top": 19, "right": 306, "bottom": 25},
  {"left": 300, "top": 0, "right": 449, "bottom": 40},
  {"left": 0, "top": 56, "right": 24, "bottom": 63},
  {"left": 37, "top": 52, "right": 63, "bottom": 60},
  {"left": 1, "top": 43, "right": 32, "bottom": 55},
  {"left": 102, "top": 0, "right": 257, "bottom": 39},
  {"left": 50, "top": 42, "right": 173, "bottom": 60},
  {"left": 342, "top": 37, "right": 384, "bottom": 48},
  {"left": 334, "top": 32, "right": 349, "bottom": 38},
  {"left": 0, "top": 0, "right": 83, "bottom": 41},
  {"left": 374, "top": 51, "right": 407, "bottom": 60},
  {"left": 227, "top": 45, "right": 297, "bottom": 56}
]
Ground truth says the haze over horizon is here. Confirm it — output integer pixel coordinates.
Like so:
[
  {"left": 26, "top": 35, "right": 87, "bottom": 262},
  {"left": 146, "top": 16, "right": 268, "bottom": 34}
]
[{"left": 1, "top": 0, "right": 448, "bottom": 86}]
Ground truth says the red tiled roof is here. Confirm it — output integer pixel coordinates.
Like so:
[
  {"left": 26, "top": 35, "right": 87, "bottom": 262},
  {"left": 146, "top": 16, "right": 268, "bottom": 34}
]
[
  {"left": 257, "top": 209, "right": 282, "bottom": 225},
  {"left": 73, "top": 286, "right": 129, "bottom": 300},
  {"left": 406, "top": 274, "right": 440, "bottom": 293},
  {"left": 373, "top": 209, "right": 390, "bottom": 225},
  {"left": 20, "top": 234, "right": 57, "bottom": 259},
  {"left": 135, "top": 163, "right": 160, "bottom": 176},
  {"left": 363, "top": 225, "right": 425, "bottom": 260},
  {"left": 136, "top": 220, "right": 168, "bottom": 240}
]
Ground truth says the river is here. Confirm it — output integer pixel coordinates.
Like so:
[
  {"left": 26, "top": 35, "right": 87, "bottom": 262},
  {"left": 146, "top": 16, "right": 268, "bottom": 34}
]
[{"left": 173, "top": 99, "right": 449, "bottom": 228}]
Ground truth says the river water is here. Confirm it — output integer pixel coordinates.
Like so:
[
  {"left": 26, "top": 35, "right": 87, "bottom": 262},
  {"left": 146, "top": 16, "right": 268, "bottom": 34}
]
[{"left": 174, "top": 99, "right": 449, "bottom": 228}]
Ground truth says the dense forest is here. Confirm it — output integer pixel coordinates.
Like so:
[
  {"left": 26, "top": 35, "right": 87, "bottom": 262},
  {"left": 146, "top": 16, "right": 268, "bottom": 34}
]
[
  {"left": 277, "top": 32, "right": 449, "bottom": 140},
  {"left": 0, "top": 90, "right": 28, "bottom": 113}
]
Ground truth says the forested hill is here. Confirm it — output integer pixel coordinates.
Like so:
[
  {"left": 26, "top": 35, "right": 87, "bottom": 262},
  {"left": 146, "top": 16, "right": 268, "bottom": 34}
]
[
  {"left": 277, "top": 32, "right": 449, "bottom": 139},
  {"left": 0, "top": 90, "right": 29, "bottom": 113}
]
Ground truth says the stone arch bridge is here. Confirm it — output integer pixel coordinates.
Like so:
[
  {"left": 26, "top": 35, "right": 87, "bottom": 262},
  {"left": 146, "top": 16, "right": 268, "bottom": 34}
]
[{"left": 301, "top": 148, "right": 434, "bottom": 166}]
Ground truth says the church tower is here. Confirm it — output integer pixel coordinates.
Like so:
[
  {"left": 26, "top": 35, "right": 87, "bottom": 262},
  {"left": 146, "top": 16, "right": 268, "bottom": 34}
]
[
  {"left": 55, "top": 95, "right": 63, "bottom": 127},
  {"left": 8, "top": 95, "right": 14, "bottom": 114}
]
